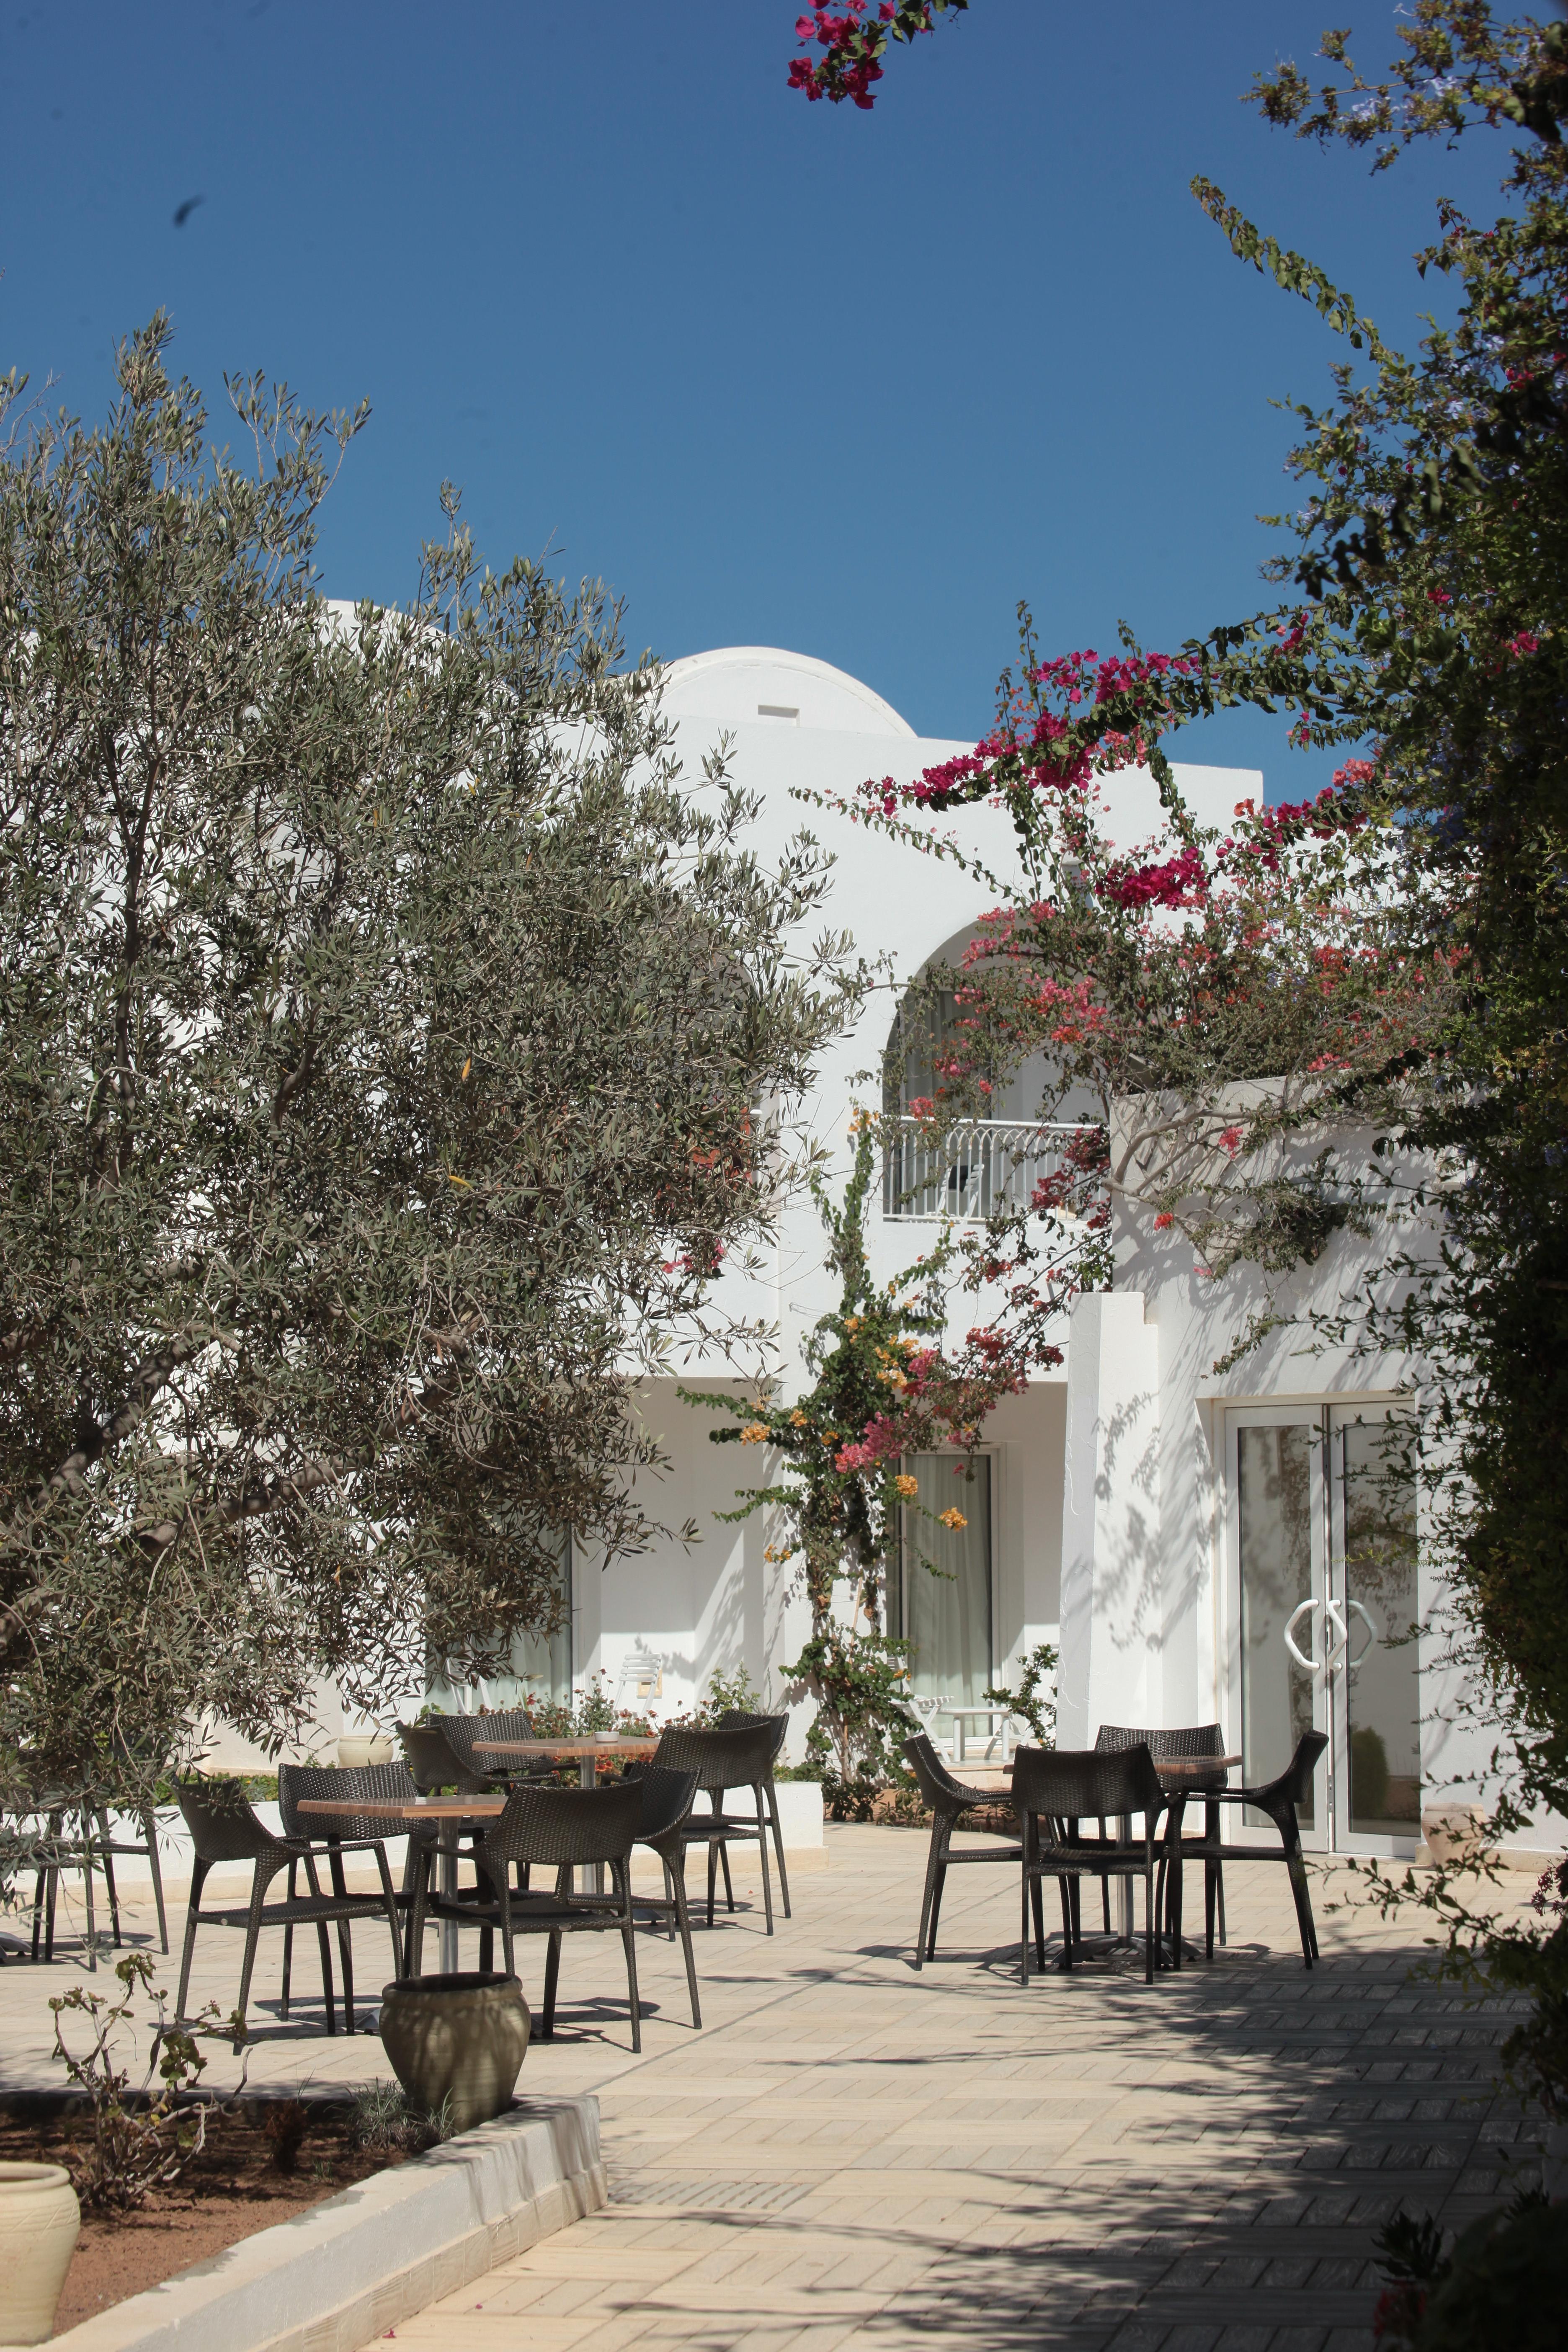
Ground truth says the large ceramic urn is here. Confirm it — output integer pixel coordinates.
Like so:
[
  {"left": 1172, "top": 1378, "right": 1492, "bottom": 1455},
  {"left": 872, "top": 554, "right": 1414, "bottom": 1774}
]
[
  {"left": 378, "top": 1972, "right": 531, "bottom": 2135},
  {"left": 0, "top": 2162, "right": 81, "bottom": 2346}
]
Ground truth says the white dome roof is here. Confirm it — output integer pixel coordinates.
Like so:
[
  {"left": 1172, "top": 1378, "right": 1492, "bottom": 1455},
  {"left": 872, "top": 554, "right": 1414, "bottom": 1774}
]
[{"left": 660, "top": 646, "right": 915, "bottom": 740}]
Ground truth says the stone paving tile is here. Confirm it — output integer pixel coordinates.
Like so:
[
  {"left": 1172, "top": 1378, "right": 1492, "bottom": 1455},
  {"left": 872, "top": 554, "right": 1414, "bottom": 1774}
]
[{"left": 2, "top": 1824, "right": 1550, "bottom": 2349}]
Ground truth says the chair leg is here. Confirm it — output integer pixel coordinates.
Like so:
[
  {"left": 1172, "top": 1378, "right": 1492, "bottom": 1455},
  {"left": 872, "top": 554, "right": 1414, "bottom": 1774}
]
[
  {"left": 338, "top": 1913, "right": 356, "bottom": 2035},
  {"left": 1030, "top": 1874, "right": 1046, "bottom": 1969},
  {"left": 1285, "top": 1845, "right": 1318, "bottom": 1966},
  {"left": 235, "top": 1867, "right": 271, "bottom": 2050},
  {"left": 619, "top": 1865, "right": 642, "bottom": 2053},
  {"left": 1057, "top": 1879, "right": 1075, "bottom": 1970},
  {"left": 1020, "top": 1866, "right": 1032, "bottom": 1986},
  {"left": 81, "top": 1831, "right": 97, "bottom": 1970},
  {"left": 542, "top": 1931, "right": 562, "bottom": 2038},
  {"left": 280, "top": 1860, "right": 297, "bottom": 2018},
  {"left": 671, "top": 1859, "right": 701, "bottom": 2030},
  {"left": 767, "top": 1786, "right": 792, "bottom": 1920},
  {"left": 175, "top": 1862, "right": 206, "bottom": 2023},
  {"left": 145, "top": 1812, "right": 169, "bottom": 1956},
  {"left": 1216, "top": 1859, "right": 1228, "bottom": 1947},
  {"left": 915, "top": 1818, "right": 947, "bottom": 1968},
  {"left": 1143, "top": 1864, "right": 1155, "bottom": 1984},
  {"left": 376, "top": 1847, "right": 404, "bottom": 1986},
  {"left": 303, "top": 1855, "right": 337, "bottom": 2032},
  {"left": 706, "top": 1837, "right": 719, "bottom": 1929},
  {"left": 1204, "top": 1861, "right": 1217, "bottom": 1963},
  {"left": 1067, "top": 1876, "right": 1083, "bottom": 1958},
  {"left": 753, "top": 1789, "right": 774, "bottom": 1935},
  {"left": 406, "top": 1844, "right": 430, "bottom": 1979},
  {"left": 719, "top": 1841, "right": 735, "bottom": 1914},
  {"left": 96, "top": 1814, "right": 123, "bottom": 1949}
]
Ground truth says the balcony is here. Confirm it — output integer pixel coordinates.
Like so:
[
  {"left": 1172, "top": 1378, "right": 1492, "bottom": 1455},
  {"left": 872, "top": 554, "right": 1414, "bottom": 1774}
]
[{"left": 882, "top": 1116, "right": 1102, "bottom": 1222}]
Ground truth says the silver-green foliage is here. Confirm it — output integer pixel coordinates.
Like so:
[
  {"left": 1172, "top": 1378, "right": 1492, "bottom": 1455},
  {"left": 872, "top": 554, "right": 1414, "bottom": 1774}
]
[{"left": 0, "top": 320, "right": 860, "bottom": 1805}]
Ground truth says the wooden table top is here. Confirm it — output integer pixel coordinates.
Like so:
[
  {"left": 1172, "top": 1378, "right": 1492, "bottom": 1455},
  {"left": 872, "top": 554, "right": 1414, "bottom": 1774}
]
[
  {"left": 297, "top": 1796, "right": 505, "bottom": 1819},
  {"left": 1156, "top": 1754, "right": 1241, "bottom": 1778},
  {"left": 470, "top": 1736, "right": 658, "bottom": 1757}
]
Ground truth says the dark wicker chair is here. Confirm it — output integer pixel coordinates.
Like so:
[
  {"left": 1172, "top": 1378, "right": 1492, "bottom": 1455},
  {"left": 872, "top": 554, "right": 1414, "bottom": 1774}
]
[
  {"left": 1187, "top": 1729, "right": 1328, "bottom": 1967},
  {"left": 1012, "top": 1744, "right": 1169, "bottom": 1986},
  {"left": 174, "top": 1780, "right": 402, "bottom": 2047},
  {"left": 901, "top": 1733, "right": 1022, "bottom": 1969},
  {"left": 86, "top": 1805, "right": 169, "bottom": 1957},
  {"left": 397, "top": 1721, "right": 490, "bottom": 1795},
  {"left": 408, "top": 1780, "right": 646, "bottom": 2050},
  {"left": 17, "top": 1796, "right": 106, "bottom": 1968},
  {"left": 714, "top": 1709, "right": 793, "bottom": 1918},
  {"left": 428, "top": 1710, "right": 558, "bottom": 1787},
  {"left": 649, "top": 1723, "right": 779, "bottom": 1934},
  {"left": 277, "top": 1762, "right": 419, "bottom": 2003},
  {"left": 1096, "top": 1722, "right": 1229, "bottom": 1960},
  {"left": 619, "top": 1763, "right": 703, "bottom": 2028}
]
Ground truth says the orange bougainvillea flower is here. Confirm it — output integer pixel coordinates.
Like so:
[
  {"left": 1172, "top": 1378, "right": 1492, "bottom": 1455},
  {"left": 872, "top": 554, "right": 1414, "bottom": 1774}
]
[
  {"left": 739, "top": 1422, "right": 771, "bottom": 1444},
  {"left": 894, "top": 1473, "right": 918, "bottom": 1499},
  {"left": 939, "top": 1506, "right": 968, "bottom": 1531}
]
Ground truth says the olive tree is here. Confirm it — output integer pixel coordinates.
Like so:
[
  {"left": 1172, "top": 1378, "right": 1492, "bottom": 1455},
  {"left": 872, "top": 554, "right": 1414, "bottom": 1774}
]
[{"left": 0, "top": 320, "right": 860, "bottom": 1810}]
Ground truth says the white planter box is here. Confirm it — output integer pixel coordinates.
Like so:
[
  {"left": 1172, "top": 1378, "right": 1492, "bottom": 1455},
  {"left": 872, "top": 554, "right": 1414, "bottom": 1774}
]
[{"left": 687, "top": 1779, "right": 821, "bottom": 1848}]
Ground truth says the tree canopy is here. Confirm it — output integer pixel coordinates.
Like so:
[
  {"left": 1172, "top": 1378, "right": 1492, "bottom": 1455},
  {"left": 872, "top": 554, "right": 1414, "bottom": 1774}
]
[{"left": 0, "top": 321, "right": 861, "bottom": 1803}]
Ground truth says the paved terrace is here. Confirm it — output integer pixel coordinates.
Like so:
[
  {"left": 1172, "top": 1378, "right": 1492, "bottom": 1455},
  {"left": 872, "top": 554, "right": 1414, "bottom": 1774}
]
[{"left": 0, "top": 1825, "right": 1545, "bottom": 2351}]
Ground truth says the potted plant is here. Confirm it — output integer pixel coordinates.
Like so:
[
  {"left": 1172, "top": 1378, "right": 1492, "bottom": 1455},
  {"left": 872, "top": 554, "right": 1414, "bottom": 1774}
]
[{"left": 377, "top": 1973, "right": 531, "bottom": 2134}]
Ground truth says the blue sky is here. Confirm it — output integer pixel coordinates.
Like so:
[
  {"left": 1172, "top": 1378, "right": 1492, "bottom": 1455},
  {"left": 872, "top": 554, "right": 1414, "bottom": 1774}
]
[{"left": 3, "top": 3, "right": 1508, "bottom": 796}]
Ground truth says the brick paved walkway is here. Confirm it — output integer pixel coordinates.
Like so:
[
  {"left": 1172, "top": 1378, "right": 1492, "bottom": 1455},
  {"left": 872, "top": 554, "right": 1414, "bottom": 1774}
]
[{"left": 0, "top": 1823, "right": 1544, "bottom": 2349}]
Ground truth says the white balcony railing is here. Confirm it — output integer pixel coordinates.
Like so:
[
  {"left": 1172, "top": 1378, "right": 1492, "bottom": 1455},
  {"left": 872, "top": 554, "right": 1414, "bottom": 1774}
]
[{"left": 882, "top": 1116, "right": 1100, "bottom": 1222}]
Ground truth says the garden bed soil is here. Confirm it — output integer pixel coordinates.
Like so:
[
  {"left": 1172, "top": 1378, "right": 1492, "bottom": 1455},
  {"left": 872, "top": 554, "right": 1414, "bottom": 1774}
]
[{"left": 0, "top": 2104, "right": 408, "bottom": 2336}]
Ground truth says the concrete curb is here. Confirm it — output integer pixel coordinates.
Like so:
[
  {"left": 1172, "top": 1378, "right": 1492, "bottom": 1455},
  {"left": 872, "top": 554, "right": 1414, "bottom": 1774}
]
[{"left": 50, "top": 2094, "right": 603, "bottom": 2352}]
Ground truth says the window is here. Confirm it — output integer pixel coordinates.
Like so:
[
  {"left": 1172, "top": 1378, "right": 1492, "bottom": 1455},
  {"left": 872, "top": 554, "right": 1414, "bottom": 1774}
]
[{"left": 891, "top": 1456, "right": 993, "bottom": 1707}]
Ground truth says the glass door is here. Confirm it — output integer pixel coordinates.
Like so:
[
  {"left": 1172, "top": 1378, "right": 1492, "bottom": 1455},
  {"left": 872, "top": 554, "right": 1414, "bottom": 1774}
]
[
  {"left": 1227, "top": 1406, "right": 1419, "bottom": 1854},
  {"left": 1330, "top": 1410, "right": 1421, "bottom": 1851},
  {"left": 1231, "top": 1410, "right": 1329, "bottom": 1843}
]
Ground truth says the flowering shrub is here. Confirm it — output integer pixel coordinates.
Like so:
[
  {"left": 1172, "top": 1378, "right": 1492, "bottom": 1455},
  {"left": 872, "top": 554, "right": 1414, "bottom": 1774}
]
[
  {"left": 788, "top": 2, "right": 968, "bottom": 108},
  {"left": 682, "top": 1117, "right": 1075, "bottom": 1812}
]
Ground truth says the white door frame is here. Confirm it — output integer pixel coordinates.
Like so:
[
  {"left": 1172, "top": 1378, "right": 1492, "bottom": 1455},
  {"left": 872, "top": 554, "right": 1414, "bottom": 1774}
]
[{"left": 1220, "top": 1398, "right": 1418, "bottom": 1858}]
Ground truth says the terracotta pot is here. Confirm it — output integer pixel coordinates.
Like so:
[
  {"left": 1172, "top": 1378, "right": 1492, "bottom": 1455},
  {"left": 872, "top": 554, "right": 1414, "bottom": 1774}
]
[
  {"left": 0, "top": 2162, "right": 80, "bottom": 2346},
  {"left": 338, "top": 1733, "right": 394, "bottom": 1767},
  {"left": 378, "top": 1972, "right": 530, "bottom": 2134},
  {"left": 1421, "top": 1803, "right": 1492, "bottom": 1867}
]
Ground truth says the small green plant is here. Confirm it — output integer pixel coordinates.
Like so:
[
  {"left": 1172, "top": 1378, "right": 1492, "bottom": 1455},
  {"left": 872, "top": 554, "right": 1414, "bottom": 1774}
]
[
  {"left": 983, "top": 1642, "right": 1058, "bottom": 1746},
  {"left": 49, "top": 1952, "right": 231, "bottom": 2214},
  {"left": 347, "top": 2079, "right": 454, "bottom": 2157}
]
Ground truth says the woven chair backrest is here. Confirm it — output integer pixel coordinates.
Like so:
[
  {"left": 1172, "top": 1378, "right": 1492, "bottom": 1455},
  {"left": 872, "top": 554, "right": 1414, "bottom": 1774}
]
[
  {"left": 1011, "top": 1743, "right": 1164, "bottom": 1823},
  {"left": 653, "top": 1722, "right": 776, "bottom": 1790},
  {"left": 715, "top": 1709, "right": 789, "bottom": 1762},
  {"left": 177, "top": 1779, "right": 281, "bottom": 1863},
  {"left": 397, "top": 1721, "right": 486, "bottom": 1794},
  {"left": 278, "top": 1761, "right": 416, "bottom": 1844},
  {"left": 480, "top": 1779, "right": 642, "bottom": 1871},
  {"left": 631, "top": 1765, "right": 699, "bottom": 1844},
  {"left": 428, "top": 1710, "right": 536, "bottom": 1775},
  {"left": 901, "top": 1731, "right": 972, "bottom": 1811},
  {"left": 1096, "top": 1722, "right": 1224, "bottom": 1761}
]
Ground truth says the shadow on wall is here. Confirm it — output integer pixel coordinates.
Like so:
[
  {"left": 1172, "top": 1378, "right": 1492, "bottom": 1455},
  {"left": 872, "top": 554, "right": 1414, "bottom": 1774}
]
[{"left": 1092, "top": 1388, "right": 1162, "bottom": 1657}]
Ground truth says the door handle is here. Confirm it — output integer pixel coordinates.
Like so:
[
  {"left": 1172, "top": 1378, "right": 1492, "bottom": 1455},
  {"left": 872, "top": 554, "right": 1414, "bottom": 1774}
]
[
  {"left": 1344, "top": 1598, "right": 1378, "bottom": 1666},
  {"left": 1323, "top": 1597, "right": 1349, "bottom": 1666},
  {"left": 1283, "top": 1598, "right": 1323, "bottom": 1673}
]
